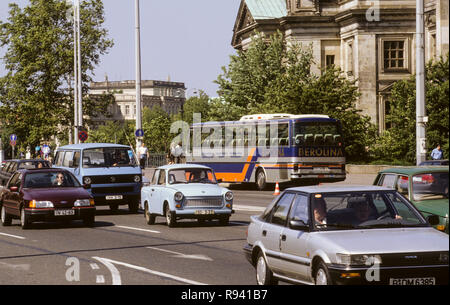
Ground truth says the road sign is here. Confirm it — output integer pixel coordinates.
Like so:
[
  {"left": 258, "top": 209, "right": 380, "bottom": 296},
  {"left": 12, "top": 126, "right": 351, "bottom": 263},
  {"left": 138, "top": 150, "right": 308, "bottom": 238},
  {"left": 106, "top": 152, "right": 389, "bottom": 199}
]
[
  {"left": 35, "top": 146, "right": 41, "bottom": 152},
  {"left": 79, "top": 131, "right": 88, "bottom": 142},
  {"left": 10, "top": 134, "right": 17, "bottom": 141},
  {"left": 10, "top": 140, "right": 16, "bottom": 147},
  {"left": 135, "top": 129, "right": 144, "bottom": 138}
]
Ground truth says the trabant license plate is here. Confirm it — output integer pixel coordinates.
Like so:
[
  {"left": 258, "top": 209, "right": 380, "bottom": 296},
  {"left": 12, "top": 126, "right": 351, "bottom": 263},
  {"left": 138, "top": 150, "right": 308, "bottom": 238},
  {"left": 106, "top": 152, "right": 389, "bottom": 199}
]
[
  {"left": 389, "top": 277, "right": 435, "bottom": 285},
  {"left": 55, "top": 209, "right": 75, "bottom": 216},
  {"left": 106, "top": 195, "right": 123, "bottom": 200},
  {"left": 195, "top": 210, "right": 215, "bottom": 215}
]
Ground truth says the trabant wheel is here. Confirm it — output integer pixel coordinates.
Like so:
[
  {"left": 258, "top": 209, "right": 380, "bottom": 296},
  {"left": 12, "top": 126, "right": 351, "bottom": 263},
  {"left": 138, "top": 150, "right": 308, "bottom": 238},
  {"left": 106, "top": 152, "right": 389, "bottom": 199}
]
[
  {"left": 165, "top": 204, "right": 176, "bottom": 228},
  {"left": 1, "top": 204, "right": 12, "bottom": 226},
  {"left": 144, "top": 202, "right": 156, "bottom": 225},
  {"left": 256, "top": 169, "right": 267, "bottom": 191},
  {"left": 255, "top": 251, "right": 278, "bottom": 285},
  {"left": 315, "top": 261, "right": 333, "bottom": 285},
  {"left": 20, "top": 207, "right": 31, "bottom": 230}
]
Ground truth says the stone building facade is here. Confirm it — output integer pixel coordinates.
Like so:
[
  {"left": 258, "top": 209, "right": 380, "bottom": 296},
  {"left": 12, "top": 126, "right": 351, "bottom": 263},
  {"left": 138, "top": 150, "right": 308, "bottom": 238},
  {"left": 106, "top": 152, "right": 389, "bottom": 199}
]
[
  {"left": 232, "top": 0, "right": 449, "bottom": 132},
  {"left": 89, "top": 79, "right": 186, "bottom": 126}
]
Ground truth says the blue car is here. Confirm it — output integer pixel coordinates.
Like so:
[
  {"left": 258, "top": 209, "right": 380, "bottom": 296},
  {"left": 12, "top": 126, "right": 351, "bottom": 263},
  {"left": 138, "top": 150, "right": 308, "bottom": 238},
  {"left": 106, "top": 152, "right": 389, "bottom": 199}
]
[
  {"left": 53, "top": 143, "right": 142, "bottom": 212},
  {"left": 141, "top": 164, "right": 234, "bottom": 227}
]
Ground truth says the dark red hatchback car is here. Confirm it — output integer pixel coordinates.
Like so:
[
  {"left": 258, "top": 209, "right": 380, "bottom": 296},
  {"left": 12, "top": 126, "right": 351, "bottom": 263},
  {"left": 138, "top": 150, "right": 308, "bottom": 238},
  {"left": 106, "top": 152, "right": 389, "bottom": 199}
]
[{"left": 0, "top": 168, "right": 95, "bottom": 229}]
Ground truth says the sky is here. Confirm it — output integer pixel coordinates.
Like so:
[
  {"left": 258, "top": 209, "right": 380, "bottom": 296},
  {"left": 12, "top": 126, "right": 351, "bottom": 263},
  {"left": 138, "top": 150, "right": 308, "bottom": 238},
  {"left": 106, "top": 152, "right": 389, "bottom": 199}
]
[{"left": 0, "top": 0, "right": 241, "bottom": 97}]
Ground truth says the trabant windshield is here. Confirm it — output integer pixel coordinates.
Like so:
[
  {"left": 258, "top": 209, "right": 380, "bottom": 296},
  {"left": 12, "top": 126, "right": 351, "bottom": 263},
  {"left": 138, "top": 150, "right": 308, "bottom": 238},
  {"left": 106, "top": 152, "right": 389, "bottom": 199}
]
[
  {"left": 412, "top": 172, "right": 449, "bottom": 201},
  {"left": 24, "top": 172, "right": 81, "bottom": 188},
  {"left": 312, "top": 191, "right": 427, "bottom": 230},
  {"left": 82, "top": 147, "right": 136, "bottom": 168},
  {"left": 168, "top": 168, "right": 217, "bottom": 184}
]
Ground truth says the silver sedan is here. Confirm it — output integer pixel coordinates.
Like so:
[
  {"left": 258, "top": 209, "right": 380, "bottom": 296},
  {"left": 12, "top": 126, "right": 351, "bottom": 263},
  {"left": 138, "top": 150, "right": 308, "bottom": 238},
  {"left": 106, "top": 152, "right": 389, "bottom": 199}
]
[{"left": 244, "top": 185, "right": 449, "bottom": 285}]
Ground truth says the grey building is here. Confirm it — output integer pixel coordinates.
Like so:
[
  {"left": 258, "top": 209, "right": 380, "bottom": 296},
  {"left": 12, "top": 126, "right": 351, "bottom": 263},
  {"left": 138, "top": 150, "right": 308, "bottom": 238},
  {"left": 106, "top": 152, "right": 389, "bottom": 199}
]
[
  {"left": 232, "top": 0, "right": 449, "bottom": 132},
  {"left": 89, "top": 79, "right": 186, "bottom": 126}
]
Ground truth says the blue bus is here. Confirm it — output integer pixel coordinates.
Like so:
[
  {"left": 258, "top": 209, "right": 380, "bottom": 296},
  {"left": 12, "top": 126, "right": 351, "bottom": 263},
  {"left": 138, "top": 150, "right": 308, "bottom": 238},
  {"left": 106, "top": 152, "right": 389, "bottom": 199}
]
[
  {"left": 53, "top": 143, "right": 142, "bottom": 212},
  {"left": 186, "top": 114, "right": 346, "bottom": 190}
]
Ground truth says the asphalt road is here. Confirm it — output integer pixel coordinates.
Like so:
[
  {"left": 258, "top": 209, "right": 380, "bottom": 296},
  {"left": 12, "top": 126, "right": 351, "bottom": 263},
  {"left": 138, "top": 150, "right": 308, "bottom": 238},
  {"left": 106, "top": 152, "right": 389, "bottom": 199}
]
[{"left": 0, "top": 173, "right": 376, "bottom": 286}]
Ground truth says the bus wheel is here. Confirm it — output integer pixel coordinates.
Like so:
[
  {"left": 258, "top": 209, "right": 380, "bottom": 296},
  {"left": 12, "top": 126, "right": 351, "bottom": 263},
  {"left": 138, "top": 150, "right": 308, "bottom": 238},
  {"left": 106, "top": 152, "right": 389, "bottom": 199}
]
[{"left": 256, "top": 169, "right": 267, "bottom": 191}]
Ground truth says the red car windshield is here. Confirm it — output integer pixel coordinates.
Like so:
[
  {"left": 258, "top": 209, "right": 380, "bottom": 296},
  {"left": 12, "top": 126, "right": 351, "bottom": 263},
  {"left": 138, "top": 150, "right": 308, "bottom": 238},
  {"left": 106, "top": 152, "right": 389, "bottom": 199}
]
[{"left": 24, "top": 172, "right": 81, "bottom": 188}]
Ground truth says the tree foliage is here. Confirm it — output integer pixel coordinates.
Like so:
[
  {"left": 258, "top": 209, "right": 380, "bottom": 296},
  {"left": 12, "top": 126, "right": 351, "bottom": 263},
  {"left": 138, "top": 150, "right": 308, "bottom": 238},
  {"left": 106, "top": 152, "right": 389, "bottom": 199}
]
[
  {"left": 215, "top": 31, "right": 375, "bottom": 161},
  {"left": 0, "top": 0, "right": 113, "bottom": 150},
  {"left": 372, "top": 54, "right": 449, "bottom": 163}
]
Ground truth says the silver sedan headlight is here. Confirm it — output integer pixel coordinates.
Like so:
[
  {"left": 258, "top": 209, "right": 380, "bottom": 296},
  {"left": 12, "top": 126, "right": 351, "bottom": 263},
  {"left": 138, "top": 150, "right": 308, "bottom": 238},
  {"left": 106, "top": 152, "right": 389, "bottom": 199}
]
[{"left": 336, "top": 253, "right": 382, "bottom": 266}]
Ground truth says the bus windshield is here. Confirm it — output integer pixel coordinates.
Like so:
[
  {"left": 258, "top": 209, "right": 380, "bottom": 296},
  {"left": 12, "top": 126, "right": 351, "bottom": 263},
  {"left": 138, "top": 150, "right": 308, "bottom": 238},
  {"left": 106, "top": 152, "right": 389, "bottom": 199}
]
[
  {"left": 293, "top": 121, "right": 341, "bottom": 146},
  {"left": 82, "top": 147, "right": 137, "bottom": 168}
]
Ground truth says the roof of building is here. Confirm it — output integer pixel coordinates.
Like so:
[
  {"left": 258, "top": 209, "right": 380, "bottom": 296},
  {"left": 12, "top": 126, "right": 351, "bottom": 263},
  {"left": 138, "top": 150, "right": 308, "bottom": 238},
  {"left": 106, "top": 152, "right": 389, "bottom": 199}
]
[{"left": 245, "top": 0, "right": 287, "bottom": 20}]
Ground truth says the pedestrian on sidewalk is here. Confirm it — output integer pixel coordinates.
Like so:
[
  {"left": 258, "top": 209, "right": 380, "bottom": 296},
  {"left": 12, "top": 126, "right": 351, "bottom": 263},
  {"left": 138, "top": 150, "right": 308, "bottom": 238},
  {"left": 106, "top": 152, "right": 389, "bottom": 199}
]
[
  {"left": 430, "top": 144, "right": 443, "bottom": 160},
  {"left": 138, "top": 142, "right": 149, "bottom": 169}
]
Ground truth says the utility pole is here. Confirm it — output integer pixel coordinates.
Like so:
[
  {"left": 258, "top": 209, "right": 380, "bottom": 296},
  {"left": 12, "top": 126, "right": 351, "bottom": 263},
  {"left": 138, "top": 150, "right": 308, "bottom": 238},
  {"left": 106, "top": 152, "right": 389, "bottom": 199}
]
[
  {"left": 135, "top": 0, "right": 143, "bottom": 150},
  {"left": 73, "top": 0, "right": 79, "bottom": 144},
  {"left": 76, "top": 0, "right": 83, "bottom": 136},
  {"left": 416, "top": 0, "right": 427, "bottom": 165}
]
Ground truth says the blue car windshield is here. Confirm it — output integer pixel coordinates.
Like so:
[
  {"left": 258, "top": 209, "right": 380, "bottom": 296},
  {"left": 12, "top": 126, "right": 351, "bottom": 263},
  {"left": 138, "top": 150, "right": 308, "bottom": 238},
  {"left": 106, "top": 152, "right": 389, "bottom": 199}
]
[
  {"left": 168, "top": 168, "right": 217, "bottom": 184},
  {"left": 82, "top": 148, "right": 137, "bottom": 168}
]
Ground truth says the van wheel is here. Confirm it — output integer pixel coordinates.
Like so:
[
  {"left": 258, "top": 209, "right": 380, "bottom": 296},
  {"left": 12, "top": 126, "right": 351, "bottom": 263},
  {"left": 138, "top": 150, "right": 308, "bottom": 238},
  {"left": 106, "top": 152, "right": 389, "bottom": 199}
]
[
  {"left": 109, "top": 204, "right": 119, "bottom": 212},
  {"left": 128, "top": 201, "right": 139, "bottom": 213},
  {"left": 1, "top": 204, "right": 12, "bottom": 226}
]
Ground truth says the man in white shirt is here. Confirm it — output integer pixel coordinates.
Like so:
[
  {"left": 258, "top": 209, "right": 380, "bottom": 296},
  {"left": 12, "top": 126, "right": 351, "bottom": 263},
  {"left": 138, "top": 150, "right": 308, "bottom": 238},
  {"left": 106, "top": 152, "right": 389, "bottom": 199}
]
[{"left": 138, "top": 143, "right": 149, "bottom": 169}]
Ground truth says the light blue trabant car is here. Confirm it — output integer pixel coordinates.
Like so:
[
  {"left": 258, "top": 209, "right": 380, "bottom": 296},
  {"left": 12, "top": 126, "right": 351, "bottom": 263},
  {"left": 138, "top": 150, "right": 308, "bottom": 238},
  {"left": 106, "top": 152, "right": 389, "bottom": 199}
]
[{"left": 141, "top": 164, "right": 234, "bottom": 227}]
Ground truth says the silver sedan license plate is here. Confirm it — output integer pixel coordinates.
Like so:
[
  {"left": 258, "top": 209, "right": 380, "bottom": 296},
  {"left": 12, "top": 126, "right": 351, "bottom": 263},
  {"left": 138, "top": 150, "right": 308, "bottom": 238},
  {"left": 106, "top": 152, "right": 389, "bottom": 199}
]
[
  {"left": 106, "top": 195, "right": 123, "bottom": 200},
  {"left": 55, "top": 209, "right": 75, "bottom": 216},
  {"left": 389, "top": 277, "right": 435, "bottom": 285},
  {"left": 195, "top": 210, "right": 215, "bottom": 215}
]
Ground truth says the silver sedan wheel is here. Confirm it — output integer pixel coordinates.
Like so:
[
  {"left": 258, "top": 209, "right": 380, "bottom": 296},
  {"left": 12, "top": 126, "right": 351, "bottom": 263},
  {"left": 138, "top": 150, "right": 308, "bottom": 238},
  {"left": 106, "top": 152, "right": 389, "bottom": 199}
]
[
  {"left": 315, "top": 268, "right": 328, "bottom": 285},
  {"left": 256, "top": 256, "right": 267, "bottom": 285}
]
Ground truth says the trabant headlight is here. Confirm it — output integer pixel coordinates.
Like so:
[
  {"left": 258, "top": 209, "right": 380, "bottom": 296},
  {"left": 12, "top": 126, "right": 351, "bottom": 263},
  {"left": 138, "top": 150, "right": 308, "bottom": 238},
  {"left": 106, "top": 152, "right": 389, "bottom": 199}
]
[
  {"left": 174, "top": 192, "right": 184, "bottom": 202},
  {"left": 439, "top": 252, "right": 449, "bottom": 263},
  {"left": 74, "top": 199, "right": 93, "bottom": 207},
  {"left": 30, "top": 200, "right": 54, "bottom": 209},
  {"left": 134, "top": 175, "right": 141, "bottom": 183},
  {"left": 336, "top": 254, "right": 382, "bottom": 266},
  {"left": 225, "top": 191, "right": 234, "bottom": 201},
  {"left": 83, "top": 177, "right": 92, "bottom": 185}
]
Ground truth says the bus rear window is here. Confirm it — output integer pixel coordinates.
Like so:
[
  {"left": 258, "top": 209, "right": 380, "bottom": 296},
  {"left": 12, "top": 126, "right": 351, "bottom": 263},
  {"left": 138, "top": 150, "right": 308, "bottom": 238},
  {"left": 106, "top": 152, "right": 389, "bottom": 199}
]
[{"left": 294, "top": 122, "right": 341, "bottom": 146}]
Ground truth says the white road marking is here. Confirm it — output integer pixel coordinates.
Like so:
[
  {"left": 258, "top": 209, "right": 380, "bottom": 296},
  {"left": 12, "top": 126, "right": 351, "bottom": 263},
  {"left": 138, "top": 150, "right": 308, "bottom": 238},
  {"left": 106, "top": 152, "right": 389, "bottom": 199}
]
[
  {"left": 0, "top": 232, "right": 26, "bottom": 240},
  {"left": 90, "top": 263, "right": 100, "bottom": 270},
  {"left": 92, "top": 257, "right": 208, "bottom": 285},
  {"left": 146, "top": 246, "right": 213, "bottom": 261},
  {"left": 115, "top": 225, "right": 160, "bottom": 234},
  {"left": 233, "top": 205, "right": 266, "bottom": 212},
  {"left": 92, "top": 257, "right": 122, "bottom": 285},
  {"left": 0, "top": 262, "right": 30, "bottom": 271}
]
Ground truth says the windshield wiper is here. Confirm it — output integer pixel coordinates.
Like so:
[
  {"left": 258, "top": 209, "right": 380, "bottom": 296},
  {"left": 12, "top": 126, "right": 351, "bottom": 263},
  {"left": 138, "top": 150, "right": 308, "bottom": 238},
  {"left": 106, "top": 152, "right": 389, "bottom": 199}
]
[{"left": 317, "top": 223, "right": 358, "bottom": 229}]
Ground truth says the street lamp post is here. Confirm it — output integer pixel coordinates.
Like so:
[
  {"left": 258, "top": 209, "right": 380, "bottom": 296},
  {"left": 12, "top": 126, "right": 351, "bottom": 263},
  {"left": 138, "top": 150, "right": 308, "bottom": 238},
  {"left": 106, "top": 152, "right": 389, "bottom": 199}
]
[
  {"left": 416, "top": 0, "right": 427, "bottom": 165},
  {"left": 72, "top": 0, "right": 82, "bottom": 144},
  {"left": 135, "top": 0, "right": 142, "bottom": 150}
]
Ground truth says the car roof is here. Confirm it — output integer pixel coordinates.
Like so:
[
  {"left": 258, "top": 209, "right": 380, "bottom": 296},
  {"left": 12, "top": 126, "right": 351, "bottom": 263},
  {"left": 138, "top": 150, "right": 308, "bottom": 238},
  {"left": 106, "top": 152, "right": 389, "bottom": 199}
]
[
  {"left": 285, "top": 185, "right": 392, "bottom": 193},
  {"left": 18, "top": 168, "right": 69, "bottom": 174},
  {"left": 57, "top": 143, "right": 131, "bottom": 150},
  {"left": 158, "top": 163, "right": 212, "bottom": 170},
  {"left": 378, "top": 166, "right": 449, "bottom": 175}
]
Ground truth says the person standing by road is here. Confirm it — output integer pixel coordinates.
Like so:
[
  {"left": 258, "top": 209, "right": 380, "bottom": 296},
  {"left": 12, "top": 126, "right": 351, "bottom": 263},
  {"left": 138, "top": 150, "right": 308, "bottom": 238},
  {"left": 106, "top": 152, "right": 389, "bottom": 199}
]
[
  {"left": 138, "top": 142, "right": 149, "bottom": 169},
  {"left": 431, "top": 144, "right": 443, "bottom": 160}
]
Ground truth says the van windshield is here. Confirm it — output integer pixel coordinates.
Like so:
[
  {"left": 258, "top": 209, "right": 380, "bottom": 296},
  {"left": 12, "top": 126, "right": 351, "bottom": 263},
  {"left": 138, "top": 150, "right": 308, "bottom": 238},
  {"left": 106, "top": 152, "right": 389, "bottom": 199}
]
[{"left": 82, "top": 147, "right": 137, "bottom": 168}]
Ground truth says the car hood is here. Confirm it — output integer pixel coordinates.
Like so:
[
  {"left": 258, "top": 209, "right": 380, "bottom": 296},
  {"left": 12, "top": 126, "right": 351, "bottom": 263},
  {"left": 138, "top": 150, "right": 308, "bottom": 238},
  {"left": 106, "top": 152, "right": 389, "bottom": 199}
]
[
  {"left": 167, "top": 184, "right": 226, "bottom": 197},
  {"left": 23, "top": 187, "right": 91, "bottom": 205},
  {"left": 311, "top": 227, "right": 448, "bottom": 254},
  {"left": 412, "top": 199, "right": 449, "bottom": 218}
]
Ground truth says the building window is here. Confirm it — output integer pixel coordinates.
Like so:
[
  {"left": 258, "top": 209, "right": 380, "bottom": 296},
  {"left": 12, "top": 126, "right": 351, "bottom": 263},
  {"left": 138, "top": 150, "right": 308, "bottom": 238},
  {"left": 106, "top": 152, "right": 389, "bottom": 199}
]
[
  {"left": 383, "top": 41, "right": 405, "bottom": 70},
  {"left": 326, "top": 55, "right": 335, "bottom": 68},
  {"left": 125, "top": 105, "right": 130, "bottom": 115}
]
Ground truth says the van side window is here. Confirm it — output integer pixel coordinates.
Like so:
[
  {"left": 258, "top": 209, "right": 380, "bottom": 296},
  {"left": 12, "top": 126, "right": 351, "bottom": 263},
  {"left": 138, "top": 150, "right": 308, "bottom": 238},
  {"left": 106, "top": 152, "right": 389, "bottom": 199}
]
[
  {"left": 73, "top": 151, "right": 81, "bottom": 168},
  {"left": 63, "top": 151, "right": 74, "bottom": 167},
  {"left": 54, "top": 152, "right": 64, "bottom": 166}
]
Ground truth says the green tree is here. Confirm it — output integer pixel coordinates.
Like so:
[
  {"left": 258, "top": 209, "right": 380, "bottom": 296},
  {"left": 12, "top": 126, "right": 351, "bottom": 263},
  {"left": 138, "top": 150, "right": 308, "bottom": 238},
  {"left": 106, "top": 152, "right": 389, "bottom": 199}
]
[
  {"left": 142, "top": 106, "right": 172, "bottom": 153},
  {"left": 215, "top": 31, "right": 375, "bottom": 162},
  {"left": 373, "top": 54, "right": 449, "bottom": 163},
  {"left": 181, "top": 90, "right": 211, "bottom": 124},
  {"left": 88, "top": 121, "right": 134, "bottom": 145},
  {"left": 0, "top": 0, "right": 114, "bottom": 150}
]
